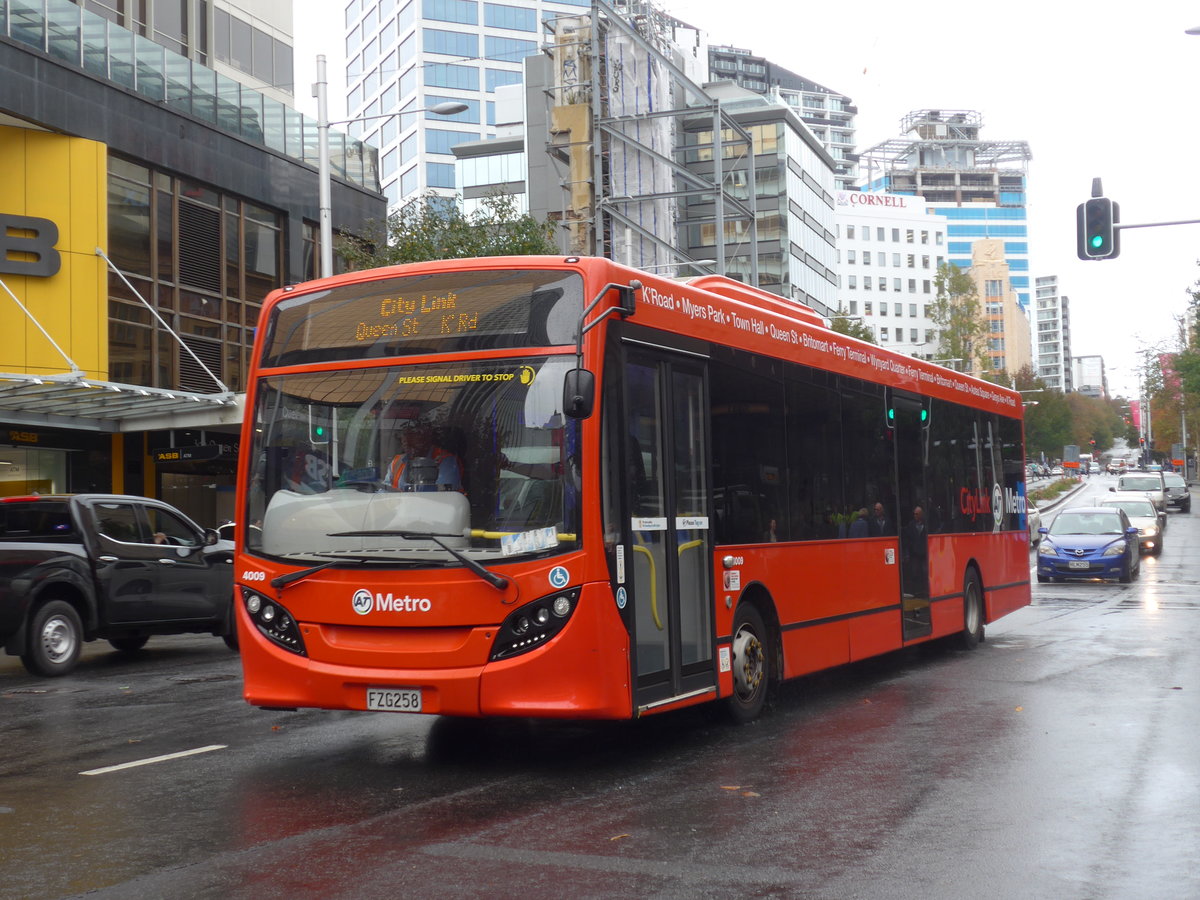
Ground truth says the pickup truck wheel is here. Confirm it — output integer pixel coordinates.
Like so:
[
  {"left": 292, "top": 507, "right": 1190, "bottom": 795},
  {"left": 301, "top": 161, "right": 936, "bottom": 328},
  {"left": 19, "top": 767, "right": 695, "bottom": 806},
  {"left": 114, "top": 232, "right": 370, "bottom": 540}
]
[
  {"left": 22, "top": 601, "right": 83, "bottom": 677},
  {"left": 109, "top": 636, "right": 149, "bottom": 652}
]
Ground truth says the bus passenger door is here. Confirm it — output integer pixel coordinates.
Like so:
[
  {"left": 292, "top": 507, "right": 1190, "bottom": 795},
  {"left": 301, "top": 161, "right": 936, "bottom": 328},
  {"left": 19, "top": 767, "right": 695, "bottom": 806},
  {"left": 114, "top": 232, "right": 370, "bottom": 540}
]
[
  {"left": 619, "top": 352, "right": 715, "bottom": 713},
  {"left": 890, "top": 393, "right": 931, "bottom": 641}
]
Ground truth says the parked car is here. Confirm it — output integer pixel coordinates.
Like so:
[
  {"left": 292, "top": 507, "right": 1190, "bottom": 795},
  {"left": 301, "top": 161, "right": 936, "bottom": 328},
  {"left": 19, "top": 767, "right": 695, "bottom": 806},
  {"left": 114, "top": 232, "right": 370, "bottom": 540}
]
[
  {"left": 1098, "top": 494, "right": 1163, "bottom": 556},
  {"left": 1088, "top": 462, "right": 1101, "bottom": 475},
  {"left": 0, "top": 494, "right": 235, "bottom": 676},
  {"left": 1036, "top": 506, "right": 1140, "bottom": 583},
  {"left": 1051, "top": 465, "right": 1064, "bottom": 476},
  {"left": 1026, "top": 499, "right": 1043, "bottom": 547},
  {"left": 1113, "top": 471, "right": 1167, "bottom": 523},
  {"left": 1161, "top": 471, "right": 1191, "bottom": 513}
]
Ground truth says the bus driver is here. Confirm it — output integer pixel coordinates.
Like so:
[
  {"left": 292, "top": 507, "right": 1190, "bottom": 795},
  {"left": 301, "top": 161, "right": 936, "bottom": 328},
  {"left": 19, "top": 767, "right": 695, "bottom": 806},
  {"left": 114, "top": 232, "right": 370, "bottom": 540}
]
[{"left": 385, "top": 418, "right": 463, "bottom": 492}]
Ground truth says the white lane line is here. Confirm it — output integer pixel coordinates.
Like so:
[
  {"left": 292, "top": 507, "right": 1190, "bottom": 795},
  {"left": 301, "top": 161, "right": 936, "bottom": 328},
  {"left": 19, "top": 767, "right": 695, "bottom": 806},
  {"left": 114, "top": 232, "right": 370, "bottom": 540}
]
[{"left": 79, "top": 744, "right": 228, "bottom": 776}]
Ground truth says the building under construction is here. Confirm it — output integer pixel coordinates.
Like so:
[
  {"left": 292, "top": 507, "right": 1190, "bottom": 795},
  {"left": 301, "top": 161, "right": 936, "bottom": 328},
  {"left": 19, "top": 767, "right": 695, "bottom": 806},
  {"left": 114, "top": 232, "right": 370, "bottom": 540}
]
[{"left": 860, "top": 110, "right": 1033, "bottom": 309}]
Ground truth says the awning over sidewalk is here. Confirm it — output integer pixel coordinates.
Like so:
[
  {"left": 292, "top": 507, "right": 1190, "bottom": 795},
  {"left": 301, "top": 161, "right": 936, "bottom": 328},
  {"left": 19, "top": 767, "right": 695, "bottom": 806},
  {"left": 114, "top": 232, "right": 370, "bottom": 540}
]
[{"left": 0, "top": 372, "right": 239, "bottom": 432}]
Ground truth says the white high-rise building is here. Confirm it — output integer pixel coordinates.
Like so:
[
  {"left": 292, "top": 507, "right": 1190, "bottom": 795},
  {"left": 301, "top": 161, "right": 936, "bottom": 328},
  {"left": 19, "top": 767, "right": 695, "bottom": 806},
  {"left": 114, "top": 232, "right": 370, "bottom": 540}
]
[
  {"left": 343, "top": 0, "right": 590, "bottom": 209},
  {"left": 1035, "top": 275, "right": 1072, "bottom": 392},
  {"left": 833, "top": 192, "right": 948, "bottom": 353}
]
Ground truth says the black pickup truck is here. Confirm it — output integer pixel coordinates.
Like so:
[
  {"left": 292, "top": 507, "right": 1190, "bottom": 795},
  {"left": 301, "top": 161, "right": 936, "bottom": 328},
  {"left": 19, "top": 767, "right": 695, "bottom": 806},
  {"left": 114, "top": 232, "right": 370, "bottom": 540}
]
[{"left": 0, "top": 494, "right": 235, "bottom": 676}]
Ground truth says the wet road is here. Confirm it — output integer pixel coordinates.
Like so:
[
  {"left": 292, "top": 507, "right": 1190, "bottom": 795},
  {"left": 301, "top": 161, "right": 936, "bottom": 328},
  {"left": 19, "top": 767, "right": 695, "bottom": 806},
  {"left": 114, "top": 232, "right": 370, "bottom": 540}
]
[{"left": 2, "top": 478, "right": 1197, "bottom": 899}]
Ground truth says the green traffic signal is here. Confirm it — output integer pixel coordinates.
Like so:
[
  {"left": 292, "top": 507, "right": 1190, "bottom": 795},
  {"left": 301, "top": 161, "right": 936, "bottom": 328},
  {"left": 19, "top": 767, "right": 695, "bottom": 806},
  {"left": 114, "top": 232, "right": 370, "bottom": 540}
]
[{"left": 1077, "top": 196, "right": 1118, "bottom": 259}]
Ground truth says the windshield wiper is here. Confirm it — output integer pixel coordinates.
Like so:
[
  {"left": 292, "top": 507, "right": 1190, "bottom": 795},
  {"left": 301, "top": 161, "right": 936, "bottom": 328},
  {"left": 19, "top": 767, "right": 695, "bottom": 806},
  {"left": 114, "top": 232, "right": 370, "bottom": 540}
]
[
  {"left": 270, "top": 554, "right": 401, "bottom": 590},
  {"left": 328, "top": 530, "right": 510, "bottom": 591}
]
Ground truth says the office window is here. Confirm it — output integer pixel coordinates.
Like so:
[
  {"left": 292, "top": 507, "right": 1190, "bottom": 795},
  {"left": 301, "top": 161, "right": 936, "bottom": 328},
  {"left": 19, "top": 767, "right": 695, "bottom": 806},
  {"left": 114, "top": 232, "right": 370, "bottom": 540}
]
[
  {"left": 894, "top": 278, "right": 902, "bottom": 292},
  {"left": 427, "top": 162, "right": 456, "bottom": 188},
  {"left": 864, "top": 301, "right": 873, "bottom": 315},
  {"left": 425, "top": 63, "right": 479, "bottom": 90},
  {"left": 423, "top": 0, "right": 478, "bottom": 25},
  {"left": 485, "top": 2, "right": 536, "bottom": 30},
  {"left": 846, "top": 225, "right": 855, "bottom": 239},
  {"left": 891, "top": 228, "right": 900, "bottom": 241},
  {"left": 892, "top": 253, "right": 901, "bottom": 267},
  {"left": 847, "top": 250, "right": 856, "bottom": 265},
  {"left": 423, "top": 28, "right": 476, "bottom": 56},
  {"left": 486, "top": 68, "right": 523, "bottom": 91},
  {"left": 876, "top": 227, "right": 884, "bottom": 240},
  {"left": 426, "top": 128, "right": 473, "bottom": 155},
  {"left": 485, "top": 35, "right": 537, "bottom": 61},
  {"left": 848, "top": 275, "right": 857, "bottom": 289}
]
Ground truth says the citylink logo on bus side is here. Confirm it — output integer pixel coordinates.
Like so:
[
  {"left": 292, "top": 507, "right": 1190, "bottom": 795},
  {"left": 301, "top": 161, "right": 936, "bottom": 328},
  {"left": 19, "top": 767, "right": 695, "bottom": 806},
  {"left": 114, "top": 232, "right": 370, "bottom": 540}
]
[
  {"left": 352, "top": 588, "right": 432, "bottom": 615},
  {"left": 958, "top": 483, "right": 1022, "bottom": 532}
]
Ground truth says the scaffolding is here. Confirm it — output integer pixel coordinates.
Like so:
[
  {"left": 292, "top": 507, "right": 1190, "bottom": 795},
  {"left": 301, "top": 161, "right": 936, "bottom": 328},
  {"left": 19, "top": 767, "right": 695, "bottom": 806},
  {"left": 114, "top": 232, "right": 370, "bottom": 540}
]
[
  {"left": 539, "top": 0, "right": 759, "bottom": 283},
  {"left": 858, "top": 109, "right": 1031, "bottom": 205}
]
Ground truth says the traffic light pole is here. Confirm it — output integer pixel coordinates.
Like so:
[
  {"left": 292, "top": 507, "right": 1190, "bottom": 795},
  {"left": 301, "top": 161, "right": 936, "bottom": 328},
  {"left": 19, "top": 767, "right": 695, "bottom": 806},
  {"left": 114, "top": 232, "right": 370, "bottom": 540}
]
[{"left": 1077, "top": 177, "right": 1200, "bottom": 260}]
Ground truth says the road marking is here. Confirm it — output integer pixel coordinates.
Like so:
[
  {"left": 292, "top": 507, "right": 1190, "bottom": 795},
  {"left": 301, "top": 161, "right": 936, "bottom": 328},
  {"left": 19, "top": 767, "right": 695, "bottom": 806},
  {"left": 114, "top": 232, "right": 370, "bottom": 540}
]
[{"left": 79, "top": 744, "right": 227, "bottom": 776}]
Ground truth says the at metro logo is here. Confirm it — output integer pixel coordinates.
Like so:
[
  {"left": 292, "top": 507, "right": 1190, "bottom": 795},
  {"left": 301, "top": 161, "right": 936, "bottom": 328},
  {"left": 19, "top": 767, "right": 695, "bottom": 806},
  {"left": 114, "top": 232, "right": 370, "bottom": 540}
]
[{"left": 1, "top": 214, "right": 62, "bottom": 277}]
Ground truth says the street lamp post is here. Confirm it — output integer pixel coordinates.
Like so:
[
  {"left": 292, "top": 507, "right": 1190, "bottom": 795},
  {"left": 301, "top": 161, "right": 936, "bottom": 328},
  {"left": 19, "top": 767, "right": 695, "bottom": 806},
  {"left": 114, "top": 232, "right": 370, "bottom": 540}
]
[{"left": 314, "top": 53, "right": 468, "bottom": 278}]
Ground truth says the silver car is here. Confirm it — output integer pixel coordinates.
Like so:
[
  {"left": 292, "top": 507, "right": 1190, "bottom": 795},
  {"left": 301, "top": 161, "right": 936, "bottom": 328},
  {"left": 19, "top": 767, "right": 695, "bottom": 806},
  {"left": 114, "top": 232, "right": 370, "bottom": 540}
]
[{"left": 1099, "top": 494, "right": 1163, "bottom": 556}]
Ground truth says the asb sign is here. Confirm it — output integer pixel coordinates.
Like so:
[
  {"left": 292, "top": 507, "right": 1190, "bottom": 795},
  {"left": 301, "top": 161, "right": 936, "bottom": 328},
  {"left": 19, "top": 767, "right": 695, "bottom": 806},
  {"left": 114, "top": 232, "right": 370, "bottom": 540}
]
[
  {"left": 0, "top": 125, "right": 107, "bottom": 381},
  {"left": 1, "top": 213, "right": 61, "bottom": 277}
]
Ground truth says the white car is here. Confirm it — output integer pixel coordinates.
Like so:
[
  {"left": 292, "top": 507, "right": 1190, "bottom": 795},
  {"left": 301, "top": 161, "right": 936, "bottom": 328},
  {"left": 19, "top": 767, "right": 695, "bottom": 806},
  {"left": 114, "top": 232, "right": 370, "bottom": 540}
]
[
  {"left": 1026, "top": 499, "right": 1043, "bottom": 546},
  {"left": 1113, "top": 471, "right": 1167, "bottom": 524}
]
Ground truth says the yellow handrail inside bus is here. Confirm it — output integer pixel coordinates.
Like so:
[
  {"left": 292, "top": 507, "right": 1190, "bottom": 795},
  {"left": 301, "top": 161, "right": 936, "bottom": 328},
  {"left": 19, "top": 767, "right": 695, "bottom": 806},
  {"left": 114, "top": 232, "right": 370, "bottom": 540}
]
[
  {"left": 678, "top": 538, "right": 703, "bottom": 556},
  {"left": 631, "top": 543, "right": 662, "bottom": 630}
]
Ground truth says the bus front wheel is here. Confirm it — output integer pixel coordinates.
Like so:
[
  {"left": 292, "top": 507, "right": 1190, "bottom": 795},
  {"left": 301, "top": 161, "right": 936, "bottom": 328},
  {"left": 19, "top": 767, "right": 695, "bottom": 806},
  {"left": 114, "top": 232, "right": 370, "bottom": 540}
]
[{"left": 726, "top": 603, "right": 770, "bottom": 723}]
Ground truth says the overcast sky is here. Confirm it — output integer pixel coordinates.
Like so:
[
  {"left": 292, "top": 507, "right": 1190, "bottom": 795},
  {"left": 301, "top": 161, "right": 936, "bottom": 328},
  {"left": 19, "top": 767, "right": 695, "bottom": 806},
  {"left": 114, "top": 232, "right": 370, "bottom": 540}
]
[{"left": 295, "top": 1, "right": 1200, "bottom": 398}]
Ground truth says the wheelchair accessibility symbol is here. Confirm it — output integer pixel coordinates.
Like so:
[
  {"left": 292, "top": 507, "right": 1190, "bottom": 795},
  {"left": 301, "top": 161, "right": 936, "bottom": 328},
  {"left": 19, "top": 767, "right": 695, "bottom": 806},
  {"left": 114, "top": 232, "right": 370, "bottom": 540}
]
[
  {"left": 615, "top": 587, "right": 627, "bottom": 609},
  {"left": 549, "top": 566, "right": 570, "bottom": 589}
]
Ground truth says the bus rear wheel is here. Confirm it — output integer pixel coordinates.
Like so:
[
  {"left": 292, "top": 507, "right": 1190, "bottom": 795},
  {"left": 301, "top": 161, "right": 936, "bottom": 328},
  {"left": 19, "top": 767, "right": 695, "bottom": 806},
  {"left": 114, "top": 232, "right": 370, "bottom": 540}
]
[
  {"left": 726, "top": 603, "right": 770, "bottom": 723},
  {"left": 959, "top": 569, "right": 984, "bottom": 650}
]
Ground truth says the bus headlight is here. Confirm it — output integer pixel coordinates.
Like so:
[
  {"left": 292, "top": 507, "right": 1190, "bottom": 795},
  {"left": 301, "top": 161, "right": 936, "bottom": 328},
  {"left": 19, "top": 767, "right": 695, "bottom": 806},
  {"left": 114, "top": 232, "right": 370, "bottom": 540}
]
[
  {"left": 490, "top": 588, "right": 580, "bottom": 661},
  {"left": 241, "top": 588, "right": 306, "bottom": 656}
]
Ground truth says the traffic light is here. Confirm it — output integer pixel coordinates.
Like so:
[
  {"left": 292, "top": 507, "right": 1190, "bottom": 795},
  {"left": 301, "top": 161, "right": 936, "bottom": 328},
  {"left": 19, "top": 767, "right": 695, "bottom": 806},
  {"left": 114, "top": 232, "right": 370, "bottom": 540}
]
[
  {"left": 1089, "top": 439, "right": 1096, "bottom": 448},
  {"left": 309, "top": 409, "right": 330, "bottom": 444},
  {"left": 1076, "top": 197, "right": 1120, "bottom": 260}
]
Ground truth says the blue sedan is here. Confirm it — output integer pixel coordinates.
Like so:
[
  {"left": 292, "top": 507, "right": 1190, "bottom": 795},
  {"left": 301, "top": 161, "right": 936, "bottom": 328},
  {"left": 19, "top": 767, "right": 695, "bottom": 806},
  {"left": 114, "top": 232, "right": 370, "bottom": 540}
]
[{"left": 1036, "top": 506, "right": 1140, "bottom": 584}]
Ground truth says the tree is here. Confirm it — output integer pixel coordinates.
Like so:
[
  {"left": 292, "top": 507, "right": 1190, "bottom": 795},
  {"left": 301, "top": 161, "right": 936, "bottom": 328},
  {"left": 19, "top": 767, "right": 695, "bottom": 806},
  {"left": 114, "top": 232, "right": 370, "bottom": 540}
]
[
  {"left": 338, "top": 191, "right": 558, "bottom": 269},
  {"left": 930, "top": 263, "right": 989, "bottom": 374},
  {"left": 827, "top": 308, "right": 876, "bottom": 344}
]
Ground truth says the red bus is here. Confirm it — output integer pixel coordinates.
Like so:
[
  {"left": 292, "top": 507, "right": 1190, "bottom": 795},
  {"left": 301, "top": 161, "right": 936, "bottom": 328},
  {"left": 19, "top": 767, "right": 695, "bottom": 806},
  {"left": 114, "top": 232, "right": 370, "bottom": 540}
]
[{"left": 234, "top": 256, "right": 1030, "bottom": 722}]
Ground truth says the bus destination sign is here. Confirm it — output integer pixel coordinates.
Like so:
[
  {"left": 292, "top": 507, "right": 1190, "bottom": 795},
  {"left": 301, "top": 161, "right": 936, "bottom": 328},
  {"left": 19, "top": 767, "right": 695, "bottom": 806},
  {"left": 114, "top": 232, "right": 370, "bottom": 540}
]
[{"left": 356, "top": 292, "right": 478, "bottom": 342}]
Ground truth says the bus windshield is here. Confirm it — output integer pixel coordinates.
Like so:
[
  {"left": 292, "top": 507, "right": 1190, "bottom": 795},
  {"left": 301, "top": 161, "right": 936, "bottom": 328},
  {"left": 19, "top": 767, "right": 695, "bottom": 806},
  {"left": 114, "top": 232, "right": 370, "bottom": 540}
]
[{"left": 244, "top": 355, "right": 581, "bottom": 566}]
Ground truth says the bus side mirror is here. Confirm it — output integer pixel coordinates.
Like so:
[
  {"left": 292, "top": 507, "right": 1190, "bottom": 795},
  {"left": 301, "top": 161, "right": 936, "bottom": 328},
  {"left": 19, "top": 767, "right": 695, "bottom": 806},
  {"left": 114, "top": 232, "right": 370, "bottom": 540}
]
[
  {"left": 563, "top": 368, "right": 595, "bottom": 419},
  {"left": 617, "top": 282, "right": 639, "bottom": 317}
]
